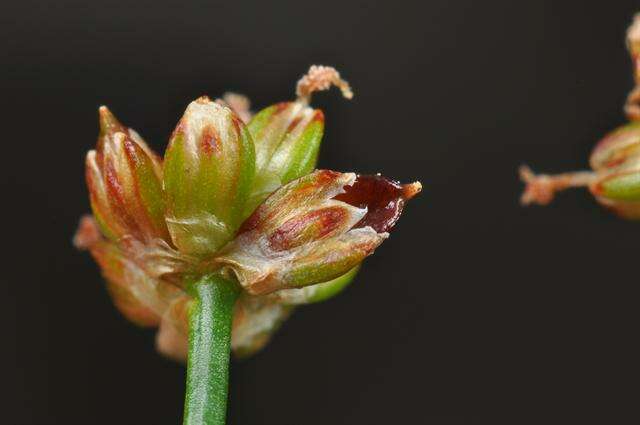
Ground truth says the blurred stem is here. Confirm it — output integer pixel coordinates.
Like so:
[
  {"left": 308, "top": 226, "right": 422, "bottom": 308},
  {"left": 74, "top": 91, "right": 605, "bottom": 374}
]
[{"left": 183, "top": 274, "right": 240, "bottom": 425}]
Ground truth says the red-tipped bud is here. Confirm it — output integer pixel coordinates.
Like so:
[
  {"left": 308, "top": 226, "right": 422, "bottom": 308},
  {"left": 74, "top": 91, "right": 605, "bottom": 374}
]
[
  {"left": 215, "top": 170, "right": 420, "bottom": 295},
  {"left": 243, "top": 66, "right": 353, "bottom": 215},
  {"left": 163, "top": 97, "right": 256, "bottom": 256},
  {"left": 86, "top": 107, "right": 167, "bottom": 243}
]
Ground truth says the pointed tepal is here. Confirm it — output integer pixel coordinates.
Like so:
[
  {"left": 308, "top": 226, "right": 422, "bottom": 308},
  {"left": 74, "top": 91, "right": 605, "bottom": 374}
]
[{"left": 87, "top": 106, "right": 167, "bottom": 243}]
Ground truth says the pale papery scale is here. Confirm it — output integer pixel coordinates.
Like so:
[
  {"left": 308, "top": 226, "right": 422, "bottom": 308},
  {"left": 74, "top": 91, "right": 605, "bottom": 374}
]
[
  {"left": 164, "top": 213, "right": 232, "bottom": 255},
  {"left": 230, "top": 297, "right": 292, "bottom": 355}
]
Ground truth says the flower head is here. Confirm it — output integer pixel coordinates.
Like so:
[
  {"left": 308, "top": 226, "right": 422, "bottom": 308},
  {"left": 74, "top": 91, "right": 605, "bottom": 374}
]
[
  {"left": 76, "top": 66, "right": 420, "bottom": 359},
  {"left": 520, "top": 16, "right": 640, "bottom": 219}
]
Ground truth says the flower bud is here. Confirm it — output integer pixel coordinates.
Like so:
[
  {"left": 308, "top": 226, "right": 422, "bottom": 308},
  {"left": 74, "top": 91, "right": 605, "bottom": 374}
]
[
  {"left": 586, "top": 122, "right": 640, "bottom": 217},
  {"left": 215, "top": 170, "right": 421, "bottom": 295},
  {"left": 86, "top": 107, "right": 167, "bottom": 243},
  {"left": 590, "top": 122, "right": 640, "bottom": 169},
  {"left": 588, "top": 17, "right": 640, "bottom": 214},
  {"left": 243, "top": 65, "right": 353, "bottom": 215},
  {"left": 521, "top": 122, "right": 640, "bottom": 219},
  {"left": 521, "top": 15, "right": 640, "bottom": 218},
  {"left": 245, "top": 102, "right": 325, "bottom": 214},
  {"left": 163, "top": 97, "right": 256, "bottom": 256}
]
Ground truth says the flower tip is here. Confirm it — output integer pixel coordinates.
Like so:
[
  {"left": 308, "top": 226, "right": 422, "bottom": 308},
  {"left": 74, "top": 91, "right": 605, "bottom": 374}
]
[
  {"left": 98, "top": 105, "right": 124, "bottom": 134},
  {"left": 312, "top": 109, "right": 325, "bottom": 123},
  {"left": 195, "top": 95, "right": 213, "bottom": 104},
  {"left": 402, "top": 181, "right": 422, "bottom": 200},
  {"left": 73, "top": 215, "right": 101, "bottom": 250}
]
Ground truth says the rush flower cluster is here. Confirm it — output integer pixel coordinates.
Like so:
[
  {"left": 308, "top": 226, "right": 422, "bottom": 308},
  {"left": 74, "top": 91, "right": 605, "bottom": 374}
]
[
  {"left": 520, "top": 15, "right": 640, "bottom": 219},
  {"left": 75, "top": 66, "right": 420, "bottom": 359}
]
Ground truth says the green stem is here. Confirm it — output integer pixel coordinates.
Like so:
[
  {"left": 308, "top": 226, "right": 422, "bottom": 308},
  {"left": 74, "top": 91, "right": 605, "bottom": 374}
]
[{"left": 183, "top": 274, "right": 240, "bottom": 425}]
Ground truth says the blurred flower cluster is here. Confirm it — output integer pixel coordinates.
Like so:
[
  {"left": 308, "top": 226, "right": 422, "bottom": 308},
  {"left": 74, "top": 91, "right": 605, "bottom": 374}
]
[
  {"left": 520, "top": 15, "right": 640, "bottom": 219},
  {"left": 75, "top": 66, "right": 420, "bottom": 360}
]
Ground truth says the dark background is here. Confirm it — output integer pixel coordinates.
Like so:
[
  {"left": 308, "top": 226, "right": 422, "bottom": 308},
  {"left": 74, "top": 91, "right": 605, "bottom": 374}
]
[{"left": 2, "top": 1, "right": 639, "bottom": 424}]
